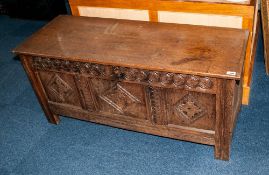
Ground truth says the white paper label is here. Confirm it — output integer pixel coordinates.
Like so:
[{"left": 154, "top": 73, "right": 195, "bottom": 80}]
[{"left": 226, "top": 71, "right": 236, "bottom": 76}]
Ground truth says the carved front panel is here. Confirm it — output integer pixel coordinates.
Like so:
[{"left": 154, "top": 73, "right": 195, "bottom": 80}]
[
  {"left": 89, "top": 78, "right": 149, "bottom": 120},
  {"left": 32, "top": 57, "right": 216, "bottom": 129},
  {"left": 38, "top": 71, "right": 82, "bottom": 108},
  {"left": 167, "top": 89, "right": 216, "bottom": 130}
]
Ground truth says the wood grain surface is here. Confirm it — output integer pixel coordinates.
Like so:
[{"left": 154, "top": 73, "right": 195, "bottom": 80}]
[{"left": 14, "top": 15, "right": 248, "bottom": 80}]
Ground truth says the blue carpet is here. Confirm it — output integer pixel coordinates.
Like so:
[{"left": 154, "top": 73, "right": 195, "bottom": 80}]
[{"left": 0, "top": 15, "right": 269, "bottom": 175}]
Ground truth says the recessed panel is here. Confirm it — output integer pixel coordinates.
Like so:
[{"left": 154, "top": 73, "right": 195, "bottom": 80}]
[
  {"left": 158, "top": 11, "right": 243, "bottom": 29},
  {"left": 89, "top": 78, "right": 149, "bottom": 120},
  {"left": 167, "top": 89, "right": 216, "bottom": 130},
  {"left": 78, "top": 6, "right": 149, "bottom": 21},
  {"left": 38, "top": 71, "right": 82, "bottom": 107}
]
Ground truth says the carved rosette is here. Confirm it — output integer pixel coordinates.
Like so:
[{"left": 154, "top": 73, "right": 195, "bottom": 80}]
[
  {"left": 148, "top": 71, "right": 160, "bottom": 84},
  {"left": 173, "top": 74, "right": 187, "bottom": 86},
  {"left": 186, "top": 76, "right": 200, "bottom": 88},
  {"left": 32, "top": 57, "right": 214, "bottom": 90}
]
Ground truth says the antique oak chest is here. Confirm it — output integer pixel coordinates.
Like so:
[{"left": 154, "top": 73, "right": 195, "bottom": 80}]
[{"left": 13, "top": 15, "right": 248, "bottom": 160}]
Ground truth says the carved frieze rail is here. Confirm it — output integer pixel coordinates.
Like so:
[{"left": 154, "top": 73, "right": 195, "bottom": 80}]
[{"left": 32, "top": 57, "right": 215, "bottom": 91}]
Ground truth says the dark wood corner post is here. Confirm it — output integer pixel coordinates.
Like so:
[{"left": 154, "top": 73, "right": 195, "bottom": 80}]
[
  {"left": 215, "top": 79, "right": 235, "bottom": 160},
  {"left": 20, "top": 55, "right": 60, "bottom": 124}
]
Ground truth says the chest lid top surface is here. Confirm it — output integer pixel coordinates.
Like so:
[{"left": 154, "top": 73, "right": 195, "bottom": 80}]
[{"left": 14, "top": 15, "right": 248, "bottom": 80}]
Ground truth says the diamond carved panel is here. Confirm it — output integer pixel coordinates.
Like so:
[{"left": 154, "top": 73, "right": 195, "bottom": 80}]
[
  {"left": 175, "top": 94, "right": 206, "bottom": 124},
  {"left": 47, "top": 74, "right": 73, "bottom": 102},
  {"left": 99, "top": 83, "right": 145, "bottom": 117}
]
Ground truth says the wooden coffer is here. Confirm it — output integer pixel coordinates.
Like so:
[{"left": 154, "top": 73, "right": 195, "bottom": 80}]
[{"left": 14, "top": 15, "right": 249, "bottom": 160}]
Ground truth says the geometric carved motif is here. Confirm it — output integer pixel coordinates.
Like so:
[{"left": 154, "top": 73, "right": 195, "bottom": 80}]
[
  {"left": 47, "top": 74, "right": 73, "bottom": 102},
  {"left": 175, "top": 94, "right": 206, "bottom": 124},
  {"left": 99, "top": 83, "right": 144, "bottom": 117},
  {"left": 32, "top": 57, "right": 214, "bottom": 91}
]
